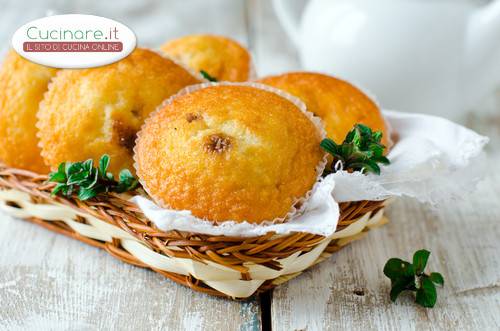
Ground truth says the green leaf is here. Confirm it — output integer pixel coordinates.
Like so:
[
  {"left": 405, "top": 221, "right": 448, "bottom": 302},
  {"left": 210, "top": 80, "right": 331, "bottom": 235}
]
[
  {"left": 373, "top": 131, "right": 383, "bottom": 142},
  {"left": 99, "top": 154, "right": 110, "bottom": 175},
  {"left": 80, "top": 169, "right": 99, "bottom": 189},
  {"left": 384, "top": 250, "right": 443, "bottom": 309},
  {"left": 57, "top": 162, "right": 66, "bottom": 174},
  {"left": 118, "top": 169, "right": 133, "bottom": 183},
  {"left": 416, "top": 276, "right": 437, "bottom": 308},
  {"left": 351, "top": 129, "right": 362, "bottom": 145},
  {"left": 78, "top": 187, "right": 96, "bottom": 201},
  {"left": 116, "top": 169, "right": 138, "bottom": 192},
  {"left": 384, "top": 258, "right": 414, "bottom": 280},
  {"left": 340, "top": 144, "right": 354, "bottom": 159},
  {"left": 82, "top": 159, "right": 93, "bottom": 171},
  {"left": 64, "top": 161, "right": 72, "bottom": 171},
  {"left": 430, "top": 272, "right": 445, "bottom": 286},
  {"left": 67, "top": 162, "right": 82, "bottom": 175},
  {"left": 67, "top": 171, "right": 89, "bottom": 185},
  {"left": 320, "top": 138, "right": 338, "bottom": 154},
  {"left": 413, "top": 249, "right": 431, "bottom": 275},
  {"left": 48, "top": 155, "right": 139, "bottom": 200},
  {"left": 48, "top": 171, "right": 66, "bottom": 183},
  {"left": 200, "top": 70, "right": 217, "bottom": 82},
  {"left": 390, "top": 276, "right": 415, "bottom": 302},
  {"left": 373, "top": 155, "right": 390, "bottom": 165},
  {"left": 51, "top": 183, "right": 67, "bottom": 196},
  {"left": 369, "top": 143, "right": 384, "bottom": 157},
  {"left": 320, "top": 124, "right": 390, "bottom": 176},
  {"left": 362, "top": 159, "right": 381, "bottom": 175}
]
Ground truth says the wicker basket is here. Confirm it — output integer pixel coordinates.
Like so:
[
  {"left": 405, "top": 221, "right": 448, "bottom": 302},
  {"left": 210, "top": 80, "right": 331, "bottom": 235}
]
[{"left": 0, "top": 164, "right": 389, "bottom": 299}]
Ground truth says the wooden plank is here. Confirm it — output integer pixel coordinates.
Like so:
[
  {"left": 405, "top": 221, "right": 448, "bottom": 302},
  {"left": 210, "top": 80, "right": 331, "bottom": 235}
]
[
  {"left": 0, "top": 214, "right": 261, "bottom": 330},
  {"left": 271, "top": 151, "right": 500, "bottom": 330}
]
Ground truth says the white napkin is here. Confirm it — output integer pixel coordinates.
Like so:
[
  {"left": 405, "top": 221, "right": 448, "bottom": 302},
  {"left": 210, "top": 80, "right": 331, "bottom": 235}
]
[
  {"left": 131, "top": 175, "right": 338, "bottom": 237},
  {"left": 331, "top": 110, "right": 489, "bottom": 203},
  {"left": 131, "top": 110, "right": 488, "bottom": 237}
]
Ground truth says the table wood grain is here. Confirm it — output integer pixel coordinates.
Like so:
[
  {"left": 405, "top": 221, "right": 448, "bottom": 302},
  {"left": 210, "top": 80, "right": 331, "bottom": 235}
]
[
  {"left": 0, "top": 0, "right": 499, "bottom": 330},
  {"left": 271, "top": 171, "right": 500, "bottom": 331}
]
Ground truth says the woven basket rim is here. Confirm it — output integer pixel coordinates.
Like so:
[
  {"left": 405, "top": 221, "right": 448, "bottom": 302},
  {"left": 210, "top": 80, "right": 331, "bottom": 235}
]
[{"left": 0, "top": 163, "right": 387, "bottom": 298}]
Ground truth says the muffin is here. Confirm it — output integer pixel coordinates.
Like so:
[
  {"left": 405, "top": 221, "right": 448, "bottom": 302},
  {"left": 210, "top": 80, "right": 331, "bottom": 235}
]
[
  {"left": 135, "top": 84, "right": 324, "bottom": 223},
  {"left": 0, "top": 51, "right": 58, "bottom": 173},
  {"left": 37, "top": 48, "right": 200, "bottom": 176},
  {"left": 161, "top": 34, "right": 252, "bottom": 82},
  {"left": 258, "top": 72, "right": 389, "bottom": 146}
]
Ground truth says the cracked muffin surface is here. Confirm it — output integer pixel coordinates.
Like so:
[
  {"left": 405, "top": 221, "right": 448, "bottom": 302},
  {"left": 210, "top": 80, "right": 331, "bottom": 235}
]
[
  {"left": 258, "top": 72, "right": 389, "bottom": 147},
  {"left": 0, "top": 50, "right": 58, "bottom": 173},
  {"left": 161, "top": 34, "right": 251, "bottom": 82},
  {"left": 37, "top": 48, "right": 200, "bottom": 176},
  {"left": 135, "top": 84, "right": 324, "bottom": 223}
]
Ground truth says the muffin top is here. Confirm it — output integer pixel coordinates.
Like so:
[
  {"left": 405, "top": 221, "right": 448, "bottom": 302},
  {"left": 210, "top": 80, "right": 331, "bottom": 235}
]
[
  {"left": 135, "top": 84, "right": 324, "bottom": 223},
  {"left": 258, "top": 72, "right": 389, "bottom": 147},
  {"left": 161, "top": 34, "right": 251, "bottom": 82},
  {"left": 37, "top": 48, "right": 200, "bottom": 176},
  {"left": 0, "top": 50, "right": 58, "bottom": 173}
]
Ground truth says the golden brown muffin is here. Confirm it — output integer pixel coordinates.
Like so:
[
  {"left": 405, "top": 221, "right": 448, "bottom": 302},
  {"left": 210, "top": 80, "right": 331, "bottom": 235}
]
[
  {"left": 37, "top": 48, "right": 200, "bottom": 176},
  {"left": 161, "top": 34, "right": 251, "bottom": 82},
  {"left": 0, "top": 51, "right": 58, "bottom": 173},
  {"left": 258, "top": 72, "right": 389, "bottom": 146},
  {"left": 135, "top": 84, "right": 324, "bottom": 223}
]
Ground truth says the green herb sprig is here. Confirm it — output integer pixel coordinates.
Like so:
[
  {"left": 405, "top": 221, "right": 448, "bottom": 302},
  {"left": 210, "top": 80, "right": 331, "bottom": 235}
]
[
  {"left": 320, "top": 124, "right": 390, "bottom": 175},
  {"left": 384, "top": 249, "right": 444, "bottom": 308},
  {"left": 48, "top": 154, "right": 138, "bottom": 201},
  {"left": 200, "top": 70, "right": 217, "bottom": 82}
]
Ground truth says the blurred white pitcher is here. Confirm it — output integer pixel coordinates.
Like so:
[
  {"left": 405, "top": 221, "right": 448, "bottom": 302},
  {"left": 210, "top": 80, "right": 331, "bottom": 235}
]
[{"left": 273, "top": 0, "right": 500, "bottom": 118}]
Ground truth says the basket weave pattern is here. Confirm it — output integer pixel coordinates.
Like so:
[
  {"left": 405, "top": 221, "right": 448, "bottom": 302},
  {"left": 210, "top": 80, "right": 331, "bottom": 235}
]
[{"left": 0, "top": 164, "right": 388, "bottom": 298}]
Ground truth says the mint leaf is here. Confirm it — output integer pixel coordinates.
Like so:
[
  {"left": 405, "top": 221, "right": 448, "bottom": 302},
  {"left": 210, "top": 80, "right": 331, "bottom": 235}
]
[
  {"left": 78, "top": 187, "right": 97, "bottom": 201},
  {"left": 320, "top": 124, "right": 389, "bottom": 175},
  {"left": 48, "top": 171, "right": 66, "bottom": 183},
  {"left": 430, "top": 272, "right": 444, "bottom": 286},
  {"left": 51, "top": 183, "right": 67, "bottom": 196},
  {"left": 390, "top": 276, "right": 415, "bottom": 302},
  {"left": 200, "top": 70, "right": 217, "bottom": 82},
  {"left": 384, "top": 258, "right": 414, "bottom": 280},
  {"left": 116, "top": 169, "right": 138, "bottom": 192},
  {"left": 99, "top": 154, "right": 110, "bottom": 176},
  {"left": 82, "top": 159, "right": 93, "bottom": 171},
  {"left": 48, "top": 155, "right": 138, "bottom": 200},
  {"left": 416, "top": 277, "right": 437, "bottom": 308},
  {"left": 384, "top": 250, "right": 444, "bottom": 308},
  {"left": 413, "top": 249, "right": 430, "bottom": 275}
]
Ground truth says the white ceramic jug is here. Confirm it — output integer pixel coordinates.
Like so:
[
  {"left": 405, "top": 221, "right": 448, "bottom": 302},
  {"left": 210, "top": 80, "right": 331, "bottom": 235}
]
[{"left": 273, "top": 0, "right": 500, "bottom": 118}]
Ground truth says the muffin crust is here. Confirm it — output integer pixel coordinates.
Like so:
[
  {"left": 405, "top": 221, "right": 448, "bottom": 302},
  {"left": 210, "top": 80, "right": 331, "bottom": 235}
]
[
  {"left": 0, "top": 51, "right": 58, "bottom": 173},
  {"left": 259, "top": 72, "right": 389, "bottom": 146},
  {"left": 161, "top": 34, "right": 251, "bottom": 82},
  {"left": 37, "top": 48, "right": 200, "bottom": 175},
  {"left": 135, "top": 84, "right": 324, "bottom": 223}
]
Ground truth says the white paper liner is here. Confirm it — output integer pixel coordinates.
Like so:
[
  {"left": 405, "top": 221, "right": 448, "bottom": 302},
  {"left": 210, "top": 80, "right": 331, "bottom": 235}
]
[
  {"left": 133, "top": 81, "right": 328, "bottom": 226},
  {"left": 131, "top": 175, "right": 338, "bottom": 237},
  {"left": 330, "top": 110, "right": 489, "bottom": 203}
]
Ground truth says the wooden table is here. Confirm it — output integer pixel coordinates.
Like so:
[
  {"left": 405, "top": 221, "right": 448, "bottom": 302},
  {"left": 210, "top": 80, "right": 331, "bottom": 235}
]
[{"left": 1, "top": 0, "right": 499, "bottom": 330}]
